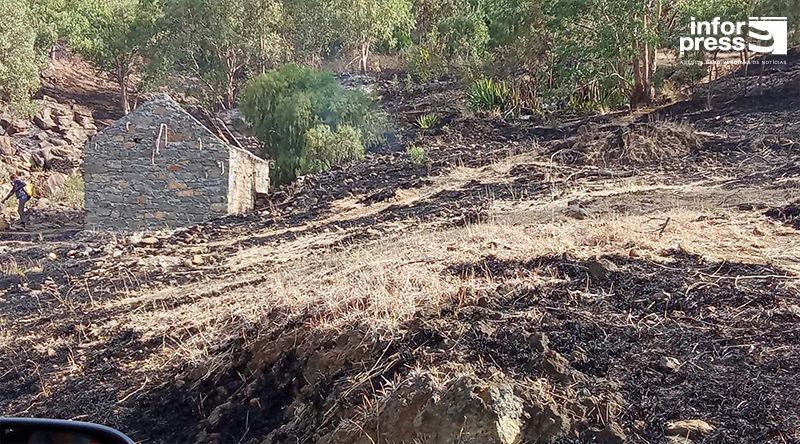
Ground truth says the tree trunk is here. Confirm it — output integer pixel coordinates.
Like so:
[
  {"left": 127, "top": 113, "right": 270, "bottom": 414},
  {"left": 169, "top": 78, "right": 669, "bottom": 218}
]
[
  {"left": 117, "top": 70, "right": 130, "bottom": 115},
  {"left": 225, "top": 71, "right": 236, "bottom": 110},
  {"left": 630, "top": 44, "right": 656, "bottom": 108},
  {"left": 359, "top": 41, "right": 370, "bottom": 73},
  {"left": 630, "top": 10, "right": 657, "bottom": 109}
]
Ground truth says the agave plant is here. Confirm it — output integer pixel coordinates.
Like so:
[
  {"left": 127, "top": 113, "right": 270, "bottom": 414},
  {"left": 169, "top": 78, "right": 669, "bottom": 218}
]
[
  {"left": 467, "top": 78, "right": 520, "bottom": 117},
  {"left": 416, "top": 112, "right": 440, "bottom": 129}
]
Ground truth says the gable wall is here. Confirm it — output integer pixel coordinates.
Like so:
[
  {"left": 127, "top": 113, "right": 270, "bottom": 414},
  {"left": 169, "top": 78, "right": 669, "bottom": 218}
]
[
  {"left": 84, "top": 101, "right": 231, "bottom": 231},
  {"left": 227, "top": 147, "right": 271, "bottom": 214}
]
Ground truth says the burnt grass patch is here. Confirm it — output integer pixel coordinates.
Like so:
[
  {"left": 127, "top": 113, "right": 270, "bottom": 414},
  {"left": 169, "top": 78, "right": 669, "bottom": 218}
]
[
  {"left": 446, "top": 251, "right": 800, "bottom": 442},
  {"left": 115, "top": 251, "right": 800, "bottom": 443},
  {"left": 766, "top": 203, "right": 800, "bottom": 230}
]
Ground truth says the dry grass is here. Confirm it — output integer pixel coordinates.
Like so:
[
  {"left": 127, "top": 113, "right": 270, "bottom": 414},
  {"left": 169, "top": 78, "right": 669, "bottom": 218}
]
[{"left": 551, "top": 121, "right": 701, "bottom": 166}]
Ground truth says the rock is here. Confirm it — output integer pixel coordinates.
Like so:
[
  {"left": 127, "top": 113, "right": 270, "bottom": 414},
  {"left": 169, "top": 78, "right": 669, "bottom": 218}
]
[
  {"left": 523, "top": 402, "right": 571, "bottom": 442},
  {"left": 183, "top": 259, "right": 194, "bottom": 268},
  {"left": 665, "top": 419, "right": 714, "bottom": 439},
  {"left": 586, "top": 258, "right": 620, "bottom": 280},
  {"left": 326, "top": 375, "right": 528, "bottom": 444},
  {"left": 192, "top": 254, "right": 205, "bottom": 265},
  {"left": 34, "top": 114, "right": 57, "bottom": 131},
  {"left": 0, "top": 136, "right": 14, "bottom": 156},
  {"left": 54, "top": 114, "right": 74, "bottom": 129},
  {"left": 62, "top": 127, "right": 87, "bottom": 145},
  {"left": 565, "top": 204, "right": 590, "bottom": 220},
  {"left": 49, "top": 137, "right": 68, "bottom": 147},
  {"left": 30, "top": 152, "right": 45, "bottom": 169},
  {"left": 206, "top": 401, "right": 231, "bottom": 429},
  {"left": 658, "top": 356, "right": 681, "bottom": 373},
  {"left": 593, "top": 422, "right": 627, "bottom": 444},
  {"left": 36, "top": 147, "right": 60, "bottom": 170},
  {"left": 530, "top": 332, "right": 549, "bottom": 352},
  {"left": 7, "top": 119, "right": 30, "bottom": 135},
  {"left": 74, "top": 112, "right": 94, "bottom": 128},
  {"left": 47, "top": 252, "right": 58, "bottom": 260},
  {"left": 138, "top": 236, "right": 160, "bottom": 246},
  {"left": 0, "top": 113, "right": 11, "bottom": 129},
  {"left": 42, "top": 173, "right": 68, "bottom": 196},
  {"left": 83, "top": 122, "right": 98, "bottom": 136},
  {"left": 540, "top": 350, "right": 570, "bottom": 379},
  {"left": 415, "top": 376, "right": 525, "bottom": 444}
]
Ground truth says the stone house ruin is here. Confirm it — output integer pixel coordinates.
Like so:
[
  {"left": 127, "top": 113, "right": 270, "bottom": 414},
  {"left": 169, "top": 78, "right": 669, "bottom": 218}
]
[{"left": 84, "top": 95, "right": 269, "bottom": 231}]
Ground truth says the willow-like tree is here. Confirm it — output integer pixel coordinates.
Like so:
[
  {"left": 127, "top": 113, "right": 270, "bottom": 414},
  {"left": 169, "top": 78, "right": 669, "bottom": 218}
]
[
  {"left": 156, "top": 0, "right": 288, "bottom": 109},
  {"left": 69, "top": 0, "right": 159, "bottom": 115},
  {"left": 329, "top": 0, "right": 414, "bottom": 72}
]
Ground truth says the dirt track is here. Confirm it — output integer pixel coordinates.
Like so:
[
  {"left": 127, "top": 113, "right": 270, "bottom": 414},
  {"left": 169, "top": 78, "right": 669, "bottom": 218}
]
[{"left": 1, "top": 53, "right": 800, "bottom": 443}]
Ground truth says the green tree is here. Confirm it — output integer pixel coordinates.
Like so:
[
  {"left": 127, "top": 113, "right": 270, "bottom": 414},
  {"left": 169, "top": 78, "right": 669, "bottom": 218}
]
[
  {"left": 0, "top": 0, "right": 41, "bottom": 115},
  {"left": 329, "top": 0, "right": 414, "bottom": 72},
  {"left": 240, "top": 65, "right": 379, "bottom": 184},
  {"left": 157, "top": 0, "right": 289, "bottom": 109},
  {"left": 69, "top": 0, "right": 160, "bottom": 115}
]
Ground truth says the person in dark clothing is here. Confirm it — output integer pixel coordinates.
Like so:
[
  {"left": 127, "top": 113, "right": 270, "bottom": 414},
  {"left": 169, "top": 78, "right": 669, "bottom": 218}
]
[{"left": 2, "top": 173, "right": 31, "bottom": 225}]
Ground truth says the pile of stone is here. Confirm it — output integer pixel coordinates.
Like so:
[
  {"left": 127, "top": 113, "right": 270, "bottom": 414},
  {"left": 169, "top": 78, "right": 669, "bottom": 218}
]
[{"left": 0, "top": 96, "right": 96, "bottom": 197}]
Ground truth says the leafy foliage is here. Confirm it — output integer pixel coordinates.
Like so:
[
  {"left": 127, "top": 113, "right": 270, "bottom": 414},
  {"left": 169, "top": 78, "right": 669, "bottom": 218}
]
[
  {"left": 298, "top": 125, "right": 365, "bottom": 176},
  {"left": 156, "top": 0, "right": 289, "bottom": 108},
  {"left": 416, "top": 112, "right": 439, "bottom": 129},
  {"left": 406, "top": 144, "right": 428, "bottom": 167},
  {"left": 68, "top": 0, "right": 160, "bottom": 114},
  {"left": 240, "top": 65, "right": 380, "bottom": 184},
  {"left": 468, "top": 78, "right": 519, "bottom": 117},
  {"left": 406, "top": 11, "right": 490, "bottom": 80},
  {"left": 0, "top": 0, "right": 42, "bottom": 115}
]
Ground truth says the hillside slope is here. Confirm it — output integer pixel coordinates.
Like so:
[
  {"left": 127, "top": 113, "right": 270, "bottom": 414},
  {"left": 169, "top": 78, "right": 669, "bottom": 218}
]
[{"left": 1, "top": 59, "right": 800, "bottom": 444}]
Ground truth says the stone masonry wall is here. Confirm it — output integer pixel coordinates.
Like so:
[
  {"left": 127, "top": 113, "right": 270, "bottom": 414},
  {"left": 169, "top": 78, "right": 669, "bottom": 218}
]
[
  {"left": 84, "top": 97, "right": 232, "bottom": 231},
  {"left": 227, "top": 147, "right": 271, "bottom": 214}
]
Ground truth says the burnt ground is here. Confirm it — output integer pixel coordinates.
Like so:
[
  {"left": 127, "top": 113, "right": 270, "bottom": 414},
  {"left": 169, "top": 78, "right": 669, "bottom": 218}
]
[{"left": 1, "top": 52, "right": 800, "bottom": 444}]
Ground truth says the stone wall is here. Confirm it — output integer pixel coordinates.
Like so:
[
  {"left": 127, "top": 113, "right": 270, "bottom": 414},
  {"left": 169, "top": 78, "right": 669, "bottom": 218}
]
[
  {"left": 227, "top": 147, "right": 270, "bottom": 214},
  {"left": 84, "top": 97, "right": 233, "bottom": 231}
]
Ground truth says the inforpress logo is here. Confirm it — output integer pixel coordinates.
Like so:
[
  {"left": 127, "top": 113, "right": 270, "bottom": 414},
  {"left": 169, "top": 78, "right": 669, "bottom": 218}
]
[
  {"left": 748, "top": 17, "right": 788, "bottom": 55},
  {"left": 680, "top": 17, "right": 788, "bottom": 55}
]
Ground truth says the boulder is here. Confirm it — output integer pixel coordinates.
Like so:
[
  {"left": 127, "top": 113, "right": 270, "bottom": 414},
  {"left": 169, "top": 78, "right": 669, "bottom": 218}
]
[
  {"left": 49, "top": 137, "right": 68, "bottom": 147},
  {"left": 34, "top": 110, "right": 57, "bottom": 131},
  {"left": 35, "top": 147, "right": 59, "bottom": 170},
  {"left": 30, "top": 151, "right": 45, "bottom": 170},
  {"left": 41, "top": 173, "right": 68, "bottom": 196},
  {"left": 74, "top": 112, "right": 94, "bottom": 128},
  {"left": 54, "top": 114, "right": 74, "bottom": 130},
  {"left": 63, "top": 128, "right": 87, "bottom": 145},
  {"left": 0, "top": 136, "right": 14, "bottom": 156},
  {"left": 324, "top": 375, "right": 530, "bottom": 444},
  {"left": 592, "top": 422, "right": 627, "bottom": 444},
  {"left": 7, "top": 119, "right": 30, "bottom": 135}
]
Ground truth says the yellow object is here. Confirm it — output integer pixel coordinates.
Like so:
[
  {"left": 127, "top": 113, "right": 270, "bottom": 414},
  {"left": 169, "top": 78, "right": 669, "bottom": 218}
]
[{"left": 24, "top": 183, "right": 34, "bottom": 198}]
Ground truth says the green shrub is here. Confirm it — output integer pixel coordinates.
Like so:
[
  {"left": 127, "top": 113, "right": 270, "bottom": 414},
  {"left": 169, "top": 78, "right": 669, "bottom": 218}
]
[
  {"left": 416, "top": 112, "right": 439, "bottom": 129},
  {"left": 406, "top": 145, "right": 428, "bottom": 167},
  {"left": 297, "top": 124, "right": 364, "bottom": 176},
  {"left": 467, "top": 78, "right": 519, "bottom": 117},
  {"left": 240, "top": 64, "right": 381, "bottom": 184}
]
